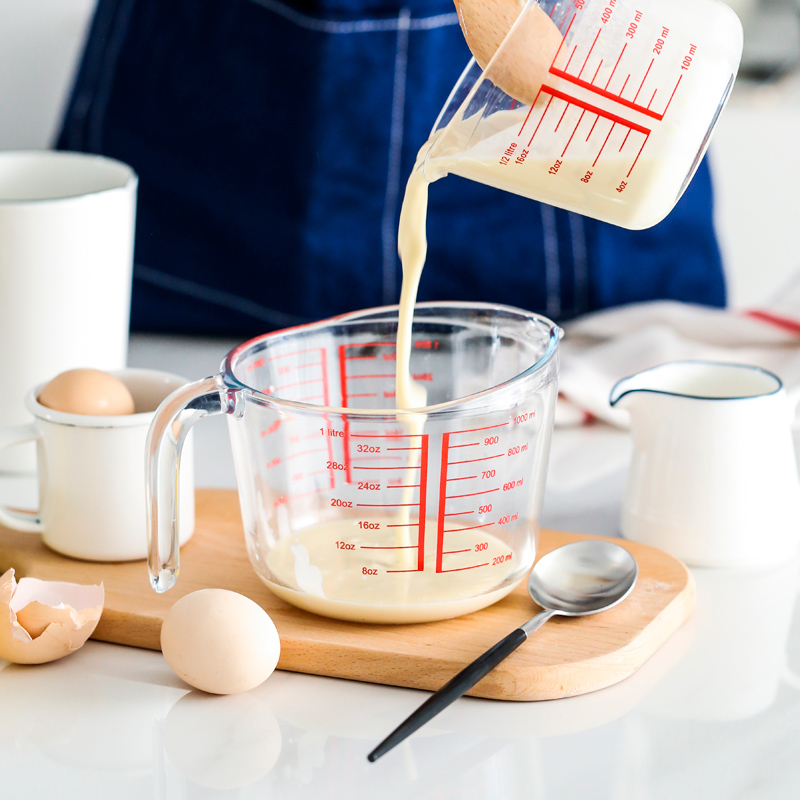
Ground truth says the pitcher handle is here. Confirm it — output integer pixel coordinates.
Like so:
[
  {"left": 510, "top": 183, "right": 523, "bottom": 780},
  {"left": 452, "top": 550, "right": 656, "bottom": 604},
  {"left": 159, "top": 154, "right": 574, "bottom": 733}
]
[{"left": 146, "top": 375, "right": 238, "bottom": 592}]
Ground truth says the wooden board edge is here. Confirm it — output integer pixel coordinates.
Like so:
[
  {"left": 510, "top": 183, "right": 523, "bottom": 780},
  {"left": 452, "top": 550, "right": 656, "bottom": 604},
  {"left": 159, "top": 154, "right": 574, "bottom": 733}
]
[{"left": 92, "top": 609, "right": 162, "bottom": 651}]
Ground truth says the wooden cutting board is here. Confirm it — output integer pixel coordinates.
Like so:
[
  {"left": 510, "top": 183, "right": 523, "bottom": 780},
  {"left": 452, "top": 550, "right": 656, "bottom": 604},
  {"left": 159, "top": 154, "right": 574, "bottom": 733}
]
[{"left": 0, "top": 489, "right": 693, "bottom": 701}]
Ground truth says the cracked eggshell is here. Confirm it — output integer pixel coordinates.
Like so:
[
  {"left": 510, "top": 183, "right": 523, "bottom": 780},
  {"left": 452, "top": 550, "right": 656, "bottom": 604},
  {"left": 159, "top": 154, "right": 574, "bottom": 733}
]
[{"left": 0, "top": 569, "right": 104, "bottom": 664}]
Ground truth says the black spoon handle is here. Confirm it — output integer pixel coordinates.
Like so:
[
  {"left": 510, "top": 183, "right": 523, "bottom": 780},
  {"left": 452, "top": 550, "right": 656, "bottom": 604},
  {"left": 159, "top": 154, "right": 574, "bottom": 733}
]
[{"left": 367, "top": 626, "right": 529, "bottom": 763}]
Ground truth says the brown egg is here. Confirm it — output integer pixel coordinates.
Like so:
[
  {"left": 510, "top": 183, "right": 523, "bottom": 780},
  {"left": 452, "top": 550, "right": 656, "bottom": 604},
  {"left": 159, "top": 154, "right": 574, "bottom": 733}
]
[{"left": 38, "top": 368, "right": 136, "bottom": 416}]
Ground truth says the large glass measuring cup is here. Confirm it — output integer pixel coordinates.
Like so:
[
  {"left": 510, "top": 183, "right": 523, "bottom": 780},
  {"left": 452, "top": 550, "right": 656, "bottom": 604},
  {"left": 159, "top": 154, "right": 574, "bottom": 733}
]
[
  {"left": 146, "top": 303, "right": 561, "bottom": 623},
  {"left": 424, "top": 0, "right": 743, "bottom": 229}
]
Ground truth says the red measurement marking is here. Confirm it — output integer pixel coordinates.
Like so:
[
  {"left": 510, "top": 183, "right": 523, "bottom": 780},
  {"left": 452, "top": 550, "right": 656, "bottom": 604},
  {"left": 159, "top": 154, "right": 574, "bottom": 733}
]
[
  {"left": 593, "top": 122, "right": 615, "bottom": 167},
  {"left": 356, "top": 502, "right": 418, "bottom": 508},
  {"left": 361, "top": 545, "right": 418, "bottom": 550},
  {"left": 528, "top": 95, "right": 554, "bottom": 146},
  {"left": 387, "top": 523, "right": 417, "bottom": 528},
  {"left": 540, "top": 86, "right": 650, "bottom": 136},
  {"left": 451, "top": 423, "right": 510, "bottom": 435},
  {"left": 387, "top": 569, "right": 421, "bottom": 574},
  {"left": 578, "top": 29, "right": 602, "bottom": 79},
  {"left": 386, "top": 446, "right": 422, "bottom": 451},
  {"left": 510, "top": 99, "right": 517, "bottom": 110},
  {"left": 662, "top": 74, "right": 683, "bottom": 118},
  {"left": 417, "top": 434, "right": 428, "bottom": 571},
  {"left": 387, "top": 484, "right": 420, "bottom": 489},
  {"left": 443, "top": 549, "right": 472, "bottom": 555},
  {"left": 436, "top": 431, "right": 451, "bottom": 573},
  {"left": 440, "top": 563, "right": 489, "bottom": 573},
  {"left": 450, "top": 442, "right": 479, "bottom": 449},
  {"left": 351, "top": 433, "right": 424, "bottom": 438},
  {"left": 626, "top": 134, "right": 649, "bottom": 178},
  {"left": 561, "top": 109, "right": 585, "bottom": 157},
  {"left": 350, "top": 455, "right": 402, "bottom": 461},
  {"left": 444, "top": 511, "right": 474, "bottom": 517},
  {"left": 345, "top": 355, "right": 378, "bottom": 361},
  {"left": 286, "top": 448, "right": 327, "bottom": 460},
  {"left": 446, "top": 523, "right": 494, "bottom": 533},
  {"left": 554, "top": 103, "right": 569, "bottom": 132},
  {"left": 446, "top": 475, "right": 478, "bottom": 481},
  {"left": 647, "top": 88, "right": 657, "bottom": 110},
  {"left": 550, "top": 70, "right": 663, "bottom": 121},
  {"left": 337, "top": 344, "right": 352, "bottom": 482},
  {"left": 352, "top": 465, "right": 421, "bottom": 470},
  {"left": 564, "top": 45, "right": 578, "bottom": 73},
  {"left": 550, "top": 58, "right": 665, "bottom": 122},
  {"left": 632, "top": 59, "right": 654, "bottom": 104},
  {"left": 448, "top": 453, "right": 505, "bottom": 466},
  {"left": 517, "top": 99, "right": 537, "bottom": 137},
  {"left": 619, "top": 128, "right": 632, "bottom": 151},
  {"left": 586, "top": 115, "right": 600, "bottom": 141},
  {"left": 448, "top": 488, "right": 500, "bottom": 499},
  {"left": 348, "top": 393, "right": 378, "bottom": 398},
  {"left": 604, "top": 43, "right": 627, "bottom": 90},
  {"left": 550, "top": 14, "right": 577, "bottom": 72},
  {"left": 591, "top": 59, "right": 603, "bottom": 84},
  {"left": 268, "top": 348, "right": 320, "bottom": 362}
]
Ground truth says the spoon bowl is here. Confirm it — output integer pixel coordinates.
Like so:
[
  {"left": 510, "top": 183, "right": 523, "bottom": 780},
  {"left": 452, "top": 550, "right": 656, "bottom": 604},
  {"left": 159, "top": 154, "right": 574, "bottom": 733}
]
[{"left": 528, "top": 540, "right": 639, "bottom": 616}]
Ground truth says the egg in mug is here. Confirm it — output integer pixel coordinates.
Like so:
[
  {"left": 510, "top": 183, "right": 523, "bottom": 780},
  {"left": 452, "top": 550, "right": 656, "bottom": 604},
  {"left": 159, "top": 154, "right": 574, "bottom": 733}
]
[{"left": 38, "top": 368, "right": 136, "bottom": 416}]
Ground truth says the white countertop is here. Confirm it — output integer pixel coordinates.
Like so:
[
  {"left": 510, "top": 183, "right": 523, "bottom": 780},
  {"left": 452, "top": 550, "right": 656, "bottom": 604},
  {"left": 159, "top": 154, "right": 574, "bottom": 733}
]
[{"left": 2, "top": 333, "right": 800, "bottom": 799}]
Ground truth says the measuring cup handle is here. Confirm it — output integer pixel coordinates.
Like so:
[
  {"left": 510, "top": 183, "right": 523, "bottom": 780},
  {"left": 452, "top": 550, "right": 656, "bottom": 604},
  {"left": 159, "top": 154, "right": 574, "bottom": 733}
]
[
  {"left": 0, "top": 423, "right": 43, "bottom": 533},
  {"left": 146, "top": 375, "right": 231, "bottom": 592}
]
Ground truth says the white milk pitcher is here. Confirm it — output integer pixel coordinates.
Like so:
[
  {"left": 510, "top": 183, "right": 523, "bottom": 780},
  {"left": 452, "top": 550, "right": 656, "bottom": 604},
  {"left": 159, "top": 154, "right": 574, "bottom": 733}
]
[{"left": 610, "top": 361, "right": 800, "bottom": 567}]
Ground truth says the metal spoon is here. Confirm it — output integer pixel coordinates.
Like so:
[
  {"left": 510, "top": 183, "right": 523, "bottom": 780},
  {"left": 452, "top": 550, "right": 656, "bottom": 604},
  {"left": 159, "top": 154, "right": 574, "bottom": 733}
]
[{"left": 367, "top": 540, "right": 638, "bottom": 762}]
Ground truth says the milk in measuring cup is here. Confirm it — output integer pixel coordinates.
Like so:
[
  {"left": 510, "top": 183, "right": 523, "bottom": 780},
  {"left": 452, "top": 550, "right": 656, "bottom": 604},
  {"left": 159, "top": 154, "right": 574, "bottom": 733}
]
[{"left": 400, "top": 0, "right": 742, "bottom": 229}]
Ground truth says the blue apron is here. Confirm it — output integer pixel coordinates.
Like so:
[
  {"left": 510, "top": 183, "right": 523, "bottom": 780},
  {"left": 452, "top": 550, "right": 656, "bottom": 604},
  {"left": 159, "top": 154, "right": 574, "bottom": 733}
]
[{"left": 57, "top": 0, "right": 725, "bottom": 335}]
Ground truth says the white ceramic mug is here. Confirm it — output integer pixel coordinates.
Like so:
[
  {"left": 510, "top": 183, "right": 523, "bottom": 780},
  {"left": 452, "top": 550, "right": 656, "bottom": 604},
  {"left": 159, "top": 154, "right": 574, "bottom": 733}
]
[
  {"left": 610, "top": 361, "right": 800, "bottom": 567},
  {"left": 0, "top": 150, "right": 137, "bottom": 472},
  {"left": 0, "top": 369, "right": 194, "bottom": 561}
]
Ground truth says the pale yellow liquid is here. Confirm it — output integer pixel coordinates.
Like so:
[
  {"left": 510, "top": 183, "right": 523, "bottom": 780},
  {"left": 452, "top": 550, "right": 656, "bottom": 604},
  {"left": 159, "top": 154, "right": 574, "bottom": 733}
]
[
  {"left": 262, "top": 518, "right": 519, "bottom": 623},
  {"left": 426, "top": 107, "right": 689, "bottom": 229}
]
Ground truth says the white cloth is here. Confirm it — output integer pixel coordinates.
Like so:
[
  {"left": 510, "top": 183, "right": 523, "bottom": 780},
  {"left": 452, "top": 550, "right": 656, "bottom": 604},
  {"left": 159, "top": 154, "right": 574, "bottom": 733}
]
[{"left": 556, "top": 276, "right": 800, "bottom": 429}]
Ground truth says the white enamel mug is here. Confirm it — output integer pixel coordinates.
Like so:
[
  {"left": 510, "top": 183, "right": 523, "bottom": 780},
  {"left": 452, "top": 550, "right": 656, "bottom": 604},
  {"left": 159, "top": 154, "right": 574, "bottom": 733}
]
[
  {"left": 0, "top": 369, "right": 194, "bottom": 561},
  {"left": 610, "top": 361, "right": 800, "bottom": 567}
]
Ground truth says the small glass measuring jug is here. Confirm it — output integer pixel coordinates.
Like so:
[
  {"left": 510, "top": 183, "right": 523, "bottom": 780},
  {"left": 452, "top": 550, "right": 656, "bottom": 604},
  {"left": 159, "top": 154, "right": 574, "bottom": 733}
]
[
  {"left": 423, "top": 0, "right": 743, "bottom": 229},
  {"left": 146, "top": 303, "right": 561, "bottom": 623}
]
